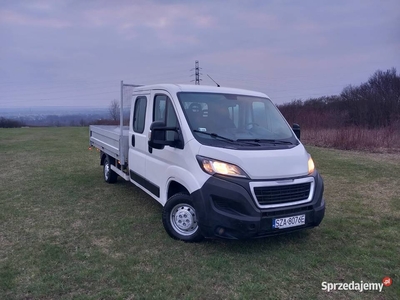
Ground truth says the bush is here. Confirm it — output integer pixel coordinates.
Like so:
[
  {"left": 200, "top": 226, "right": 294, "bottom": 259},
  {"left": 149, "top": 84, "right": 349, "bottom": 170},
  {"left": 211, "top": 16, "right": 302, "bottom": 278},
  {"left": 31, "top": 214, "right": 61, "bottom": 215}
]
[
  {"left": 0, "top": 117, "right": 25, "bottom": 128},
  {"left": 302, "top": 126, "right": 400, "bottom": 152}
]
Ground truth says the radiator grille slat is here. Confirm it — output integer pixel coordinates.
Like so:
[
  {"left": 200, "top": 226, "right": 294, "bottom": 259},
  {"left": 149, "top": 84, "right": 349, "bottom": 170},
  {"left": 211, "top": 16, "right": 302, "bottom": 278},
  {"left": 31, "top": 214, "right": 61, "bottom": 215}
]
[{"left": 254, "top": 183, "right": 311, "bottom": 205}]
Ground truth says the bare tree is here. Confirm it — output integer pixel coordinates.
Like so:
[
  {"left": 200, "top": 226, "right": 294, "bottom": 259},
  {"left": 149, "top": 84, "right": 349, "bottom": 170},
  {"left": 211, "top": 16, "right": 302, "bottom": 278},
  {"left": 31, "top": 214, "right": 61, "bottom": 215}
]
[
  {"left": 278, "top": 68, "right": 400, "bottom": 129},
  {"left": 109, "top": 99, "right": 120, "bottom": 121}
]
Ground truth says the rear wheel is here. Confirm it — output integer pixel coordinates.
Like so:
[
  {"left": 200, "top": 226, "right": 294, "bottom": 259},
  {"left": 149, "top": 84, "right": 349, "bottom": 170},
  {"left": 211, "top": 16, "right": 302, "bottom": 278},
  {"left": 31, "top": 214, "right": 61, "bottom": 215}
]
[
  {"left": 162, "top": 193, "right": 204, "bottom": 242},
  {"left": 103, "top": 155, "right": 118, "bottom": 183}
]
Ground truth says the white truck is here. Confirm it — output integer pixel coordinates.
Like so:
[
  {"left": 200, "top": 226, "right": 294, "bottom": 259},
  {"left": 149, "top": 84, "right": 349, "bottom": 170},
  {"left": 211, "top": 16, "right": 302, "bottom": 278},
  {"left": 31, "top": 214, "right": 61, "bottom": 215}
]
[{"left": 89, "top": 83, "right": 325, "bottom": 242}]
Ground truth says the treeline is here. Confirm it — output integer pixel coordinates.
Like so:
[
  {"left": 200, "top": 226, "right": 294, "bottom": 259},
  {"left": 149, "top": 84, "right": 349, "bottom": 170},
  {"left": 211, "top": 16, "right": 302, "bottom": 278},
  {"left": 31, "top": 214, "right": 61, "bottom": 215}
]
[
  {"left": 0, "top": 117, "right": 25, "bottom": 128},
  {"left": 278, "top": 68, "right": 400, "bottom": 129},
  {"left": 0, "top": 114, "right": 110, "bottom": 128}
]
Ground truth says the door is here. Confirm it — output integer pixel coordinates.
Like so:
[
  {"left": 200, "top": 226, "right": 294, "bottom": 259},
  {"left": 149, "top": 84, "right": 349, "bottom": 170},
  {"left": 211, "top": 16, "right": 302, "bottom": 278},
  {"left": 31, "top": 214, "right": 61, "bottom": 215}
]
[
  {"left": 146, "top": 91, "right": 185, "bottom": 204},
  {"left": 128, "top": 95, "right": 151, "bottom": 192}
]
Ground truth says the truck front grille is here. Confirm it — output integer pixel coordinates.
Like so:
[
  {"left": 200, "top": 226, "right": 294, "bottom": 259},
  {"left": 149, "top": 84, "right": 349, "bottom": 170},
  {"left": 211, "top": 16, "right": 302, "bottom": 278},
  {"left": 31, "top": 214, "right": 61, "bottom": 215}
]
[{"left": 254, "top": 182, "right": 311, "bottom": 206}]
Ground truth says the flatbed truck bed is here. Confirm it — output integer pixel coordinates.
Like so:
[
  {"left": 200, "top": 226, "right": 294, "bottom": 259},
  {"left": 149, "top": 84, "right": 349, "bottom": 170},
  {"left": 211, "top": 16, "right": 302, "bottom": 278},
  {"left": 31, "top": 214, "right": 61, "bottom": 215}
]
[{"left": 89, "top": 125, "right": 129, "bottom": 165}]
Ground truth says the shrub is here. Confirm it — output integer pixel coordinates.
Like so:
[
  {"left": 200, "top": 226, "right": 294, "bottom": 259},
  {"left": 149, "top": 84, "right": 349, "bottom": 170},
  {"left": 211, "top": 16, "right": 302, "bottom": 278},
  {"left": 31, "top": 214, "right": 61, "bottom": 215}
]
[{"left": 0, "top": 117, "right": 25, "bottom": 128}]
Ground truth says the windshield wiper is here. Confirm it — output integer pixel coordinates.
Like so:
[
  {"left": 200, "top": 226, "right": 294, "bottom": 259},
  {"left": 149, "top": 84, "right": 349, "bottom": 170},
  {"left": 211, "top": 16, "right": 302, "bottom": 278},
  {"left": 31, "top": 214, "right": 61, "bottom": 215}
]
[
  {"left": 193, "top": 130, "right": 260, "bottom": 146},
  {"left": 237, "top": 139, "right": 294, "bottom": 145},
  {"left": 194, "top": 130, "right": 234, "bottom": 141}
]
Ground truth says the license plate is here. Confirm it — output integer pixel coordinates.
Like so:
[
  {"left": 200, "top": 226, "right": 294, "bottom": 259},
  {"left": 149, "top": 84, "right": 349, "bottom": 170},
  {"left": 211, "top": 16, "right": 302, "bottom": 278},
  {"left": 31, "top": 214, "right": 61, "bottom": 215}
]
[{"left": 273, "top": 214, "right": 305, "bottom": 229}]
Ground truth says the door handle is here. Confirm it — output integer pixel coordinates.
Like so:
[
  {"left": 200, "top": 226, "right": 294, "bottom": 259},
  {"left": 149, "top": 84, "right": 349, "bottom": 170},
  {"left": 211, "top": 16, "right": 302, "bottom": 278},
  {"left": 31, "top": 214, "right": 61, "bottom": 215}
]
[{"left": 131, "top": 135, "right": 135, "bottom": 147}]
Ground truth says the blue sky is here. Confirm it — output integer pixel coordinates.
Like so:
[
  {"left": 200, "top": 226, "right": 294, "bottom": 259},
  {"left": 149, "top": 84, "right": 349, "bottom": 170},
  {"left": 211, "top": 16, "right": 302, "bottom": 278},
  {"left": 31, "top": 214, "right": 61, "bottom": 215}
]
[{"left": 0, "top": 0, "right": 399, "bottom": 108}]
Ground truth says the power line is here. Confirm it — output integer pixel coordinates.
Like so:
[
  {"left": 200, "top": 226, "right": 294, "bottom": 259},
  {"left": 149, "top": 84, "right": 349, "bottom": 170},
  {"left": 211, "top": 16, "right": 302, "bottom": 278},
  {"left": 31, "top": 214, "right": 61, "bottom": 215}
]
[{"left": 190, "top": 60, "right": 202, "bottom": 85}]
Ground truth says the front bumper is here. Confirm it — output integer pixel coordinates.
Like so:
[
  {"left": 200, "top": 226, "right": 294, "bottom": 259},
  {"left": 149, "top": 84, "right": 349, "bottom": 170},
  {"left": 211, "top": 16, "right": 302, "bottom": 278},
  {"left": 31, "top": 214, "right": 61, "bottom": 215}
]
[{"left": 192, "top": 172, "right": 325, "bottom": 239}]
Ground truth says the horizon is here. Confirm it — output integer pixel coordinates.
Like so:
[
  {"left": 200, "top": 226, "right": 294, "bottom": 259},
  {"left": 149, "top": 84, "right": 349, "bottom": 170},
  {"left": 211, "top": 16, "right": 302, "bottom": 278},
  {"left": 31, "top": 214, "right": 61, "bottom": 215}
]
[{"left": 0, "top": 67, "right": 396, "bottom": 111}]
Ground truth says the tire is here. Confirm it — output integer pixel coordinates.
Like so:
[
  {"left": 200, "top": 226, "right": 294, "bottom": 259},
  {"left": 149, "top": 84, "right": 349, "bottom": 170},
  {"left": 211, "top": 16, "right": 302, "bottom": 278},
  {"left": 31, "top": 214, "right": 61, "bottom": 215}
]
[
  {"left": 103, "top": 155, "right": 118, "bottom": 183},
  {"left": 162, "top": 193, "right": 204, "bottom": 242}
]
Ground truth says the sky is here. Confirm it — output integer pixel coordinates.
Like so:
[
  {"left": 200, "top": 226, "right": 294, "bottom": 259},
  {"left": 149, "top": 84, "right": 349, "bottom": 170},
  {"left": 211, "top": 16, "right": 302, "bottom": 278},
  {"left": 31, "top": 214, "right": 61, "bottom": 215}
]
[{"left": 0, "top": 0, "right": 399, "bottom": 109}]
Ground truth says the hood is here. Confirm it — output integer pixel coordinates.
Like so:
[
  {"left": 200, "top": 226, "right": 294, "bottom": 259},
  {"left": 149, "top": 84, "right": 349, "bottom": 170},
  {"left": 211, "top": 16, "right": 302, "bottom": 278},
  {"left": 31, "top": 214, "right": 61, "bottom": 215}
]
[{"left": 197, "top": 144, "right": 309, "bottom": 180}]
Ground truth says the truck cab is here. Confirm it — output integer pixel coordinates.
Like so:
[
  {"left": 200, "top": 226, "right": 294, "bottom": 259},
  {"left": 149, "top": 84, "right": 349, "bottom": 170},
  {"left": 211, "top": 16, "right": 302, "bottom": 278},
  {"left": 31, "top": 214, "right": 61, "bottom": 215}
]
[{"left": 91, "top": 84, "right": 325, "bottom": 242}]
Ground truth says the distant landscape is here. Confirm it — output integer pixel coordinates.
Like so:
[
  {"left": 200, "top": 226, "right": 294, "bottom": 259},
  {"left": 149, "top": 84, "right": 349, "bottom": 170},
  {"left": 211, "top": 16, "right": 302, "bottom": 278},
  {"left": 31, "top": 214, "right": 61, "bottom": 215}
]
[
  {"left": 0, "top": 107, "right": 132, "bottom": 127},
  {"left": 1, "top": 68, "right": 399, "bottom": 152},
  {"left": 0, "top": 107, "right": 110, "bottom": 127}
]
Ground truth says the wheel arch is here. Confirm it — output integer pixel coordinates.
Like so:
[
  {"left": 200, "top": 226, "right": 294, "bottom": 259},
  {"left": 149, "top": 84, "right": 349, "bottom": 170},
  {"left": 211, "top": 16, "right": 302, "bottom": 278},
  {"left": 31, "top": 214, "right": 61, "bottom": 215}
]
[
  {"left": 100, "top": 152, "right": 106, "bottom": 165},
  {"left": 163, "top": 166, "right": 208, "bottom": 204},
  {"left": 100, "top": 152, "right": 115, "bottom": 166},
  {"left": 167, "top": 180, "right": 190, "bottom": 199}
]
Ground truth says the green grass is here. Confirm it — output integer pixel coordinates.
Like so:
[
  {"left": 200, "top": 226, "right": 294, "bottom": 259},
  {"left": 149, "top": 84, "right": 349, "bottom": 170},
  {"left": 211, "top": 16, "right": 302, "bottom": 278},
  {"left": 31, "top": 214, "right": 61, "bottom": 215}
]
[{"left": 0, "top": 127, "right": 399, "bottom": 300}]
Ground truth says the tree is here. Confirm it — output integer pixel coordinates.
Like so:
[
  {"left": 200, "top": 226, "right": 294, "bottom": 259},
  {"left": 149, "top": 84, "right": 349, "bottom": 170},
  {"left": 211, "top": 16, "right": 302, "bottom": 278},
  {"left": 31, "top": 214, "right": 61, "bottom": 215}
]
[
  {"left": 109, "top": 99, "right": 120, "bottom": 121},
  {"left": 340, "top": 68, "right": 400, "bottom": 128},
  {"left": 278, "top": 68, "right": 400, "bottom": 129},
  {"left": 0, "top": 117, "right": 24, "bottom": 128}
]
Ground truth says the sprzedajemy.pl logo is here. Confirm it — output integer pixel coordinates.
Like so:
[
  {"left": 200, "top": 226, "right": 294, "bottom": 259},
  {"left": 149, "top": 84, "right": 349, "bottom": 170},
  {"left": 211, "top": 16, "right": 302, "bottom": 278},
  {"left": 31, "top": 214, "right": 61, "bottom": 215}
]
[{"left": 321, "top": 277, "right": 393, "bottom": 293}]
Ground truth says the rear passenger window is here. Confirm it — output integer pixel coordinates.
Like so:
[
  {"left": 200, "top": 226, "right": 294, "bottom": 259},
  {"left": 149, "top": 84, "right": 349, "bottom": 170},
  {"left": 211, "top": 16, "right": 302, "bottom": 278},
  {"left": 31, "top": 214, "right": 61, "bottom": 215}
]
[{"left": 133, "top": 96, "right": 147, "bottom": 133}]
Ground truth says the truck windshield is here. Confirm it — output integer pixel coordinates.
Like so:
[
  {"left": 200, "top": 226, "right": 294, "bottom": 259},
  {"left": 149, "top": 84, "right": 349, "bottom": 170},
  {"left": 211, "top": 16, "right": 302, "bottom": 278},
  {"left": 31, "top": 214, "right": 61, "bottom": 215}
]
[{"left": 177, "top": 92, "right": 298, "bottom": 148}]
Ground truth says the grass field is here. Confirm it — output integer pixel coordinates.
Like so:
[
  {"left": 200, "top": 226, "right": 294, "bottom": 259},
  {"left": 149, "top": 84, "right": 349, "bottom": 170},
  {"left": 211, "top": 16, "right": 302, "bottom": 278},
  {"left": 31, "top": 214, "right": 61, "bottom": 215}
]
[{"left": 0, "top": 127, "right": 399, "bottom": 300}]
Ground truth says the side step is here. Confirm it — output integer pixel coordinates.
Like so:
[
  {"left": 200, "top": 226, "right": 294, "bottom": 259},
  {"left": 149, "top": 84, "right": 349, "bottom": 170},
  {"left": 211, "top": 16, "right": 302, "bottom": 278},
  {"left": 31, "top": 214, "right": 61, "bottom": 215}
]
[{"left": 111, "top": 165, "right": 129, "bottom": 181}]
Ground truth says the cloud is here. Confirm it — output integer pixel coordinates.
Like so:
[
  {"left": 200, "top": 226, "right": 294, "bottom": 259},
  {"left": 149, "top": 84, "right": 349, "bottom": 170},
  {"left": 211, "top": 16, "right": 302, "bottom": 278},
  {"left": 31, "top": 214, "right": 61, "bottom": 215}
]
[
  {"left": 0, "top": 9, "right": 71, "bottom": 28},
  {"left": 81, "top": 2, "right": 215, "bottom": 30},
  {"left": 0, "top": 0, "right": 399, "bottom": 107}
]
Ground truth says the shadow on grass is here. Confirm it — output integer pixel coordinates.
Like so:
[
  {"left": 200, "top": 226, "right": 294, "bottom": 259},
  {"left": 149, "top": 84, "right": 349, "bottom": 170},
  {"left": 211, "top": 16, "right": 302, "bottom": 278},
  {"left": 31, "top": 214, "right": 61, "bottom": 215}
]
[{"left": 191, "top": 229, "right": 314, "bottom": 255}]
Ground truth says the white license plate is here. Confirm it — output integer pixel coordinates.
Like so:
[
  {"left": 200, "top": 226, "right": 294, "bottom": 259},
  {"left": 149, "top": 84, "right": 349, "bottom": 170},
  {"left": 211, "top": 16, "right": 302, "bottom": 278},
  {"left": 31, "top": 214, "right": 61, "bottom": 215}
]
[{"left": 273, "top": 214, "right": 306, "bottom": 229}]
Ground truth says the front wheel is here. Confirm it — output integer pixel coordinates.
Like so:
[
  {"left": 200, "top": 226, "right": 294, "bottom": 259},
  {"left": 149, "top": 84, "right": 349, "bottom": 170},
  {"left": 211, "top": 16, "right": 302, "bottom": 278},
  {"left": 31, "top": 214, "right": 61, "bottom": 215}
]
[
  {"left": 103, "top": 155, "right": 118, "bottom": 183},
  {"left": 162, "top": 193, "right": 204, "bottom": 242}
]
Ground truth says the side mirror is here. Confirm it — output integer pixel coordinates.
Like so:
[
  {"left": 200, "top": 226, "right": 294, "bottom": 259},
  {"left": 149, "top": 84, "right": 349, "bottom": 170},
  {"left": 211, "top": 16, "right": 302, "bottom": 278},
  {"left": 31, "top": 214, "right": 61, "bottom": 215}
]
[
  {"left": 292, "top": 123, "right": 301, "bottom": 140},
  {"left": 148, "top": 121, "right": 182, "bottom": 149}
]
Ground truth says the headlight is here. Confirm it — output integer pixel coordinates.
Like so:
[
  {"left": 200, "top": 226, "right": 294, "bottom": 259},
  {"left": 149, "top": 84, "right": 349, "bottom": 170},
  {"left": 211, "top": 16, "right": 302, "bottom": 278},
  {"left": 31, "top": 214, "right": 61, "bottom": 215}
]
[
  {"left": 196, "top": 156, "right": 248, "bottom": 178},
  {"left": 308, "top": 155, "right": 315, "bottom": 174}
]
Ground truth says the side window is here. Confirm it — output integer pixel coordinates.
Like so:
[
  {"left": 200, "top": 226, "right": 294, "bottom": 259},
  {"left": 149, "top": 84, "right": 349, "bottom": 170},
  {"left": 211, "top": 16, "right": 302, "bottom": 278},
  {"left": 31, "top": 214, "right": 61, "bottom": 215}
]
[
  {"left": 154, "top": 94, "right": 179, "bottom": 142},
  {"left": 133, "top": 96, "right": 147, "bottom": 133},
  {"left": 153, "top": 95, "right": 167, "bottom": 122}
]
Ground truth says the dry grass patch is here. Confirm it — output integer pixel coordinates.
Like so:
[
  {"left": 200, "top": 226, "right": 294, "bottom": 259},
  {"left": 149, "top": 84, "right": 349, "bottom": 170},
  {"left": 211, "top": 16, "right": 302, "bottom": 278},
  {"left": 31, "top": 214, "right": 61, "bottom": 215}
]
[{"left": 303, "top": 127, "right": 400, "bottom": 152}]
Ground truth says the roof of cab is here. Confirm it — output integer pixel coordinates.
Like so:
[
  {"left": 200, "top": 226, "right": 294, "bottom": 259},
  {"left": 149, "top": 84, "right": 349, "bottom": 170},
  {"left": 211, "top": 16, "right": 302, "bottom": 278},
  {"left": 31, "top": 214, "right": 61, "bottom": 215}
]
[{"left": 131, "top": 84, "right": 269, "bottom": 98}]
